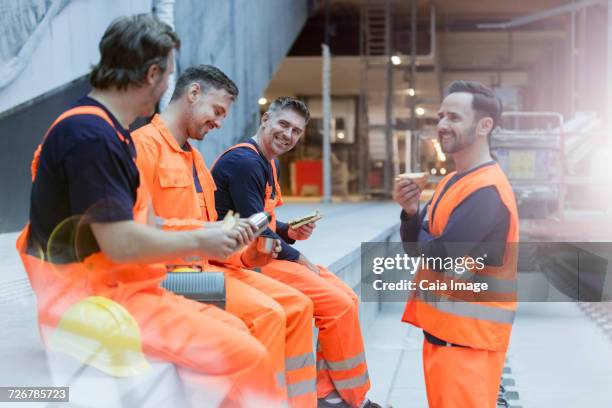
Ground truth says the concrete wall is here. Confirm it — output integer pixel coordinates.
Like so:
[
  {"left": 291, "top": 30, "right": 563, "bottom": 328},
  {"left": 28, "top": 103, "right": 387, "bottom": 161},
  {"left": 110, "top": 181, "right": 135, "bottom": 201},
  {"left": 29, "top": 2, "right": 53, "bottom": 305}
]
[
  {"left": 174, "top": 0, "right": 310, "bottom": 164},
  {"left": 0, "top": 0, "right": 152, "bottom": 233},
  {"left": 0, "top": 0, "right": 310, "bottom": 233},
  {"left": 0, "top": 0, "right": 152, "bottom": 115}
]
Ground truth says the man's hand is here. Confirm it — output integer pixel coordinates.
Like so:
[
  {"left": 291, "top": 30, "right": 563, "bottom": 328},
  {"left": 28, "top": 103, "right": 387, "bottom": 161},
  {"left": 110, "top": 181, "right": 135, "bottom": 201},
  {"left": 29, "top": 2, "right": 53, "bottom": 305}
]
[
  {"left": 232, "top": 218, "right": 258, "bottom": 247},
  {"left": 195, "top": 226, "right": 253, "bottom": 260},
  {"left": 297, "top": 253, "right": 320, "bottom": 275},
  {"left": 288, "top": 222, "right": 316, "bottom": 241},
  {"left": 240, "top": 237, "right": 281, "bottom": 267},
  {"left": 393, "top": 178, "right": 422, "bottom": 217}
]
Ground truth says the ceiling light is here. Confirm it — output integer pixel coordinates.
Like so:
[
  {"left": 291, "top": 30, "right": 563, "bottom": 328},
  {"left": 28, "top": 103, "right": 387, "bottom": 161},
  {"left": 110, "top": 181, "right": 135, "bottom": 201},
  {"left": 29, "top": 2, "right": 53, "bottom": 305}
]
[
  {"left": 406, "top": 88, "right": 415, "bottom": 96},
  {"left": 391, "top": 55, "right": 401, "bottom": 66},
  {"left": 258, "top": 97, "right": 267, "bottom": 105},
  {"left": 440, "top": 167, "right": 447, "bottom": 175},
  {"left": 337, "top": 132, "right": 345, "bottom": 140},
  {"left": 430, "top": 168, "right": 438, "bottom": 175},
  {"left": 415, "top": 107, "right": 425, "bottom": 116}
]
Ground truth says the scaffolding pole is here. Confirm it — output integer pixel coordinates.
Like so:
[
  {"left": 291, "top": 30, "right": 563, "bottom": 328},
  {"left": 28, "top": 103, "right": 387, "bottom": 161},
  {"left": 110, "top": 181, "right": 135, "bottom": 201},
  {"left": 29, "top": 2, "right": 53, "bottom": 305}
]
[
  {"left": 608, "top": 0, "right": 612, "bottom": 125},
  {"left": 409, "top": 0, "right": 417, "bottom": 172},
  {"left": 322, "top": 43, "right": 332, "bottom": 203},
  {"left": 383, "top": 0, "right": 394, "bottom": 195}
]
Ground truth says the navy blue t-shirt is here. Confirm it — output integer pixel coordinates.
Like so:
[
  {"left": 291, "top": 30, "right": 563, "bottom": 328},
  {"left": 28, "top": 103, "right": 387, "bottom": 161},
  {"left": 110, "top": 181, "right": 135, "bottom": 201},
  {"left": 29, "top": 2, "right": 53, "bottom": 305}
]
[
  {"left": 28, "top": 96, "right": 139, "bottom": 262},
  {"left": 400, "top": 161, "right": 509, "bottom": 265},
  {"left": 212, "top": 139, "right": 300, "bottom": 261}
]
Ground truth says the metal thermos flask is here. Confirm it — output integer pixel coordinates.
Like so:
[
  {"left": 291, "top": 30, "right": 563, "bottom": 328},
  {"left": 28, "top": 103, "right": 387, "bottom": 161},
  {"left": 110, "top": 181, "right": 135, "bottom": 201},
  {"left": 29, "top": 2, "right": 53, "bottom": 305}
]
[{"left": 248, "top": 211, "right": 272, "bottom": 236}]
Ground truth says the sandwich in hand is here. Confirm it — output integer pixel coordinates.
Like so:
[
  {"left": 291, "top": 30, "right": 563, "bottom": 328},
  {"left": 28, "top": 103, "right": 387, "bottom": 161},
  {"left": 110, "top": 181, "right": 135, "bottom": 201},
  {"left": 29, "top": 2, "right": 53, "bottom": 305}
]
[
  {"left": 395, "top": 172, "right": 429, "bottom": 190},
  {"left": 288, "top": 209, "right": 323, "bottom": 229},
  {"left": 221, "top": 210, "right": 240, "bottom": 230}
]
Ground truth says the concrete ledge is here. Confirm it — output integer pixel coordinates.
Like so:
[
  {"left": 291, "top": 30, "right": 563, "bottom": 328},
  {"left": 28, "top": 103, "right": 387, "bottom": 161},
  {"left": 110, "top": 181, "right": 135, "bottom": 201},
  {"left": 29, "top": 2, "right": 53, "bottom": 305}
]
[
  {"left": 275, "top": 201, "right": 401, "bottom": 331},
  {"left": 47, "top": 351, "right": 186, "bottom": 407}
]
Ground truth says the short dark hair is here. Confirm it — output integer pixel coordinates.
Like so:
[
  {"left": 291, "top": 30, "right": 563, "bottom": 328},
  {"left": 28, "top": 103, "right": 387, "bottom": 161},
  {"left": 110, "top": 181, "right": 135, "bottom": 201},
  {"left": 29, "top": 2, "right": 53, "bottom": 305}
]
[
  {"left": 170, "top": 65, "right": 239, "bottom": 102},
  {"left": 89, "top": 14, "right": 180, "bottom": 90},
  {"left": 267, "top": 97, "right": 310, "bottom": 124},
  {"left": 445, "top": 80, "right": 502, "bottom": 132}
]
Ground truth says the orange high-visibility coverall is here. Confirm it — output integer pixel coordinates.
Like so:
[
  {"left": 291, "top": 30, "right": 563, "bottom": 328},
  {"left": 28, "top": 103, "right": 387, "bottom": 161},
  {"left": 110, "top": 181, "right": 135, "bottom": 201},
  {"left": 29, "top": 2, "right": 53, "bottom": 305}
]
[
  {"left": 402, "top": 163, "right": 519, "bottom": 408},
  {"left": 132, "top": 114, "right": 316, "bottom": 407},
  {"left": 213, "top": 143, "right": 371, "bottom": 408},
  {"left": 19, "top": 106, "right": 281, "bottom": 408}
]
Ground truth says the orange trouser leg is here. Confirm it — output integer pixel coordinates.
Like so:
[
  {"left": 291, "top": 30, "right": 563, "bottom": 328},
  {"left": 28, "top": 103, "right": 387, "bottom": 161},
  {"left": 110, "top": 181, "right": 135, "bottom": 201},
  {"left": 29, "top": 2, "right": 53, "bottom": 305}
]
[
  {"left": 261, "top": 260, "right": 370, "bottom": 408},
  {"left": 221, "top": 271, "right": 288, "bottom": 401},
  {"left": 422, "top": 339, "right": 506, "bottom": 408},
  {"left": 20, "top": 245, "right": 282, "bottom": 407},
  {"left": 223, "top": 266, "right": 317, "bottom": 408},
  {"left": 124, "top": 289, "right": 283, "bottom": 408}
]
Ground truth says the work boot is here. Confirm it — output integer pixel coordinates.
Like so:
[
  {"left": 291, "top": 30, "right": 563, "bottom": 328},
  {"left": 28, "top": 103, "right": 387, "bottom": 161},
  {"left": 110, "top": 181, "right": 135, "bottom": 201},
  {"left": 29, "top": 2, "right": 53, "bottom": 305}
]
[
  {"left": 317, "top": 398, "right": 384, "bottom": 408},
  {"left": 362, "top": 400, "right": 384, "bottom": 408},
  {"left": 317, "top": 398, "right": 351, "bottom": 408}
]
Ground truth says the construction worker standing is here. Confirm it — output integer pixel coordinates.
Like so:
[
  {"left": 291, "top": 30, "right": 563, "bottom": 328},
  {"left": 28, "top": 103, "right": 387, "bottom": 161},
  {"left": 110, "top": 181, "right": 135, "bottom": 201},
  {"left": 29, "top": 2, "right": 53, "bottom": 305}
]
[
  {"left": 212, "top": 97, "right": 382, "bottom": 408},
  {"left": 131, "top": 65, "right": 317, "bottom": 407},
  {"left": 395, "top": 81, "right": 519, "bottom": 408},
  {"left": 17, "top": 14, "right": 281, "bottom": 407}
]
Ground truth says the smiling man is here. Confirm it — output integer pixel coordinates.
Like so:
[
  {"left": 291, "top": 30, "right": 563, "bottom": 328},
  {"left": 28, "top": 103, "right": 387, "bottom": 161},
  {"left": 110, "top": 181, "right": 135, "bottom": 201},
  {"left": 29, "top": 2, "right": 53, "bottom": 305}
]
[
  {"left": 394, "top": 81, "right": 519, "bottom": 408},
  {"left": 131, "top": 66, "right": 316, "bottom": 407},
  {"left": 212, "top": 97, "right": 381, "bottom": 408}
]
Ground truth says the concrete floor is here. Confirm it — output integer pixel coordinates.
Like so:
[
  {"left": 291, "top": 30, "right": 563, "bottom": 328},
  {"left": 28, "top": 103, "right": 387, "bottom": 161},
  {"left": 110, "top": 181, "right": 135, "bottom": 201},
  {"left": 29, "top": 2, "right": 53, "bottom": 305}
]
[{"left": 364, "top": 301, "right": 612, "bottom": 408}]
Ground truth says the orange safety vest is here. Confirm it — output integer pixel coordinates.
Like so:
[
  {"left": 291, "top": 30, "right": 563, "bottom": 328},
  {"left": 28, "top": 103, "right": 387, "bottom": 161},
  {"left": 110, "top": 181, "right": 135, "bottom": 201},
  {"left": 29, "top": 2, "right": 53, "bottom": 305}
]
[
  {"left": 17, "top": 106, "right": 165, "bottom": 339},
  {"left": 402, "top": 163, "right": 519, "bottom": 351},
  {"left": 213, "top": 142, "right": 284, "bottom": 231}
]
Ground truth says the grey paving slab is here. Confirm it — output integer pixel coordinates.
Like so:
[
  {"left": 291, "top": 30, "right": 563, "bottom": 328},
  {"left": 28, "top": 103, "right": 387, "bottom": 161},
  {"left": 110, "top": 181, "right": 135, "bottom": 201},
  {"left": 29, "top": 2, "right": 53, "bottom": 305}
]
[
  {"left": 362, "top": 303, "right": 428, "bottom": 408},
  {"left": 387, "top": 387, "right": 429, "bottom": 408},
  {"left": 0, "top": 232, "right": 25, "bottom": 284},
  {"left": 0, "top": 233, "right": 47, "bottom": 388},
  {"left": 508, "top": 302, "right": 612, "bottom": 408},
  {"left": 0, "top": 296, "right": 52, "bottom": 401},
  {"left": 364, "top": 301, "right": 612, "bottom": 408}
]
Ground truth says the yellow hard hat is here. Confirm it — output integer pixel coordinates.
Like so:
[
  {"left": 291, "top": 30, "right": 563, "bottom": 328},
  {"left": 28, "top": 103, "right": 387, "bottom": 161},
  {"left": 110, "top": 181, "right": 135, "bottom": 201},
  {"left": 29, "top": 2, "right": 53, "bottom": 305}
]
[{"left": 48, "top": 296, "right": 150, "bottom": 377}]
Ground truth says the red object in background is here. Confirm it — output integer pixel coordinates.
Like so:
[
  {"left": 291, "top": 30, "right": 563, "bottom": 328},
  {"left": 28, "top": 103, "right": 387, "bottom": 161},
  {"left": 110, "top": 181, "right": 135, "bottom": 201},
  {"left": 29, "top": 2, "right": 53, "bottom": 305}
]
[
  {"left": 368, "top": 168, "right": 383, "bottom": 189},
  {"left": 293, "top": 160, "right": 322, "bottom": 196}
]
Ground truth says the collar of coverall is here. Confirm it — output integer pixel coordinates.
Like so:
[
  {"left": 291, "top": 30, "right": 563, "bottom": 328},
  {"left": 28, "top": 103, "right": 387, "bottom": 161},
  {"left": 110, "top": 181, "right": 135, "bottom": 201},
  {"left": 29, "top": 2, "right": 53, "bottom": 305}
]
[{"left": 151, "top": 113, "right": 193, "bottom": 154}]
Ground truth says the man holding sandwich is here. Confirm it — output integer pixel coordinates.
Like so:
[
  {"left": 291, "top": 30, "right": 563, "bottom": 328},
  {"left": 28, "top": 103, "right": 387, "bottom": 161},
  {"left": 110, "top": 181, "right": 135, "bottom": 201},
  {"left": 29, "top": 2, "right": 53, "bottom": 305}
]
[{"left": 395, "top": 81, "right": 518, "bottom": 408}]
